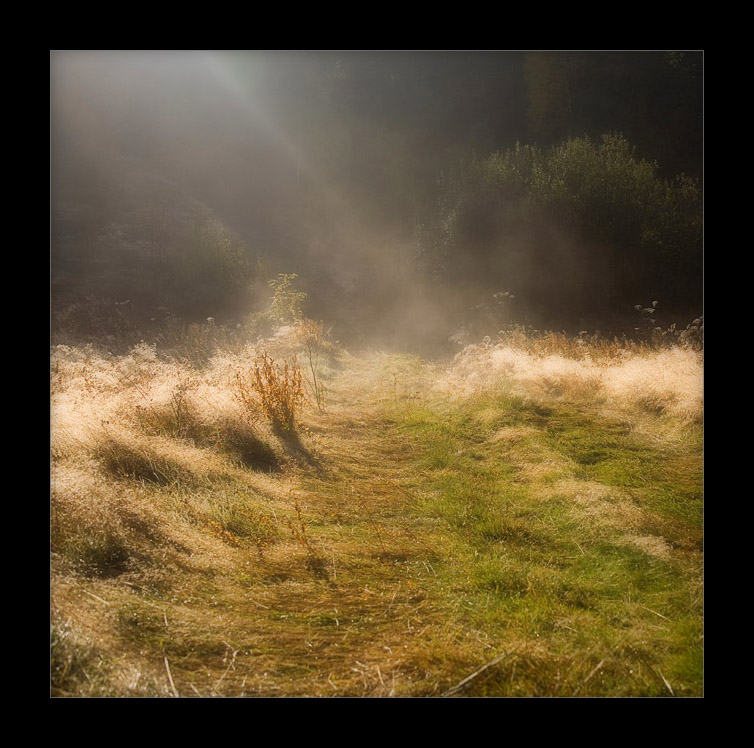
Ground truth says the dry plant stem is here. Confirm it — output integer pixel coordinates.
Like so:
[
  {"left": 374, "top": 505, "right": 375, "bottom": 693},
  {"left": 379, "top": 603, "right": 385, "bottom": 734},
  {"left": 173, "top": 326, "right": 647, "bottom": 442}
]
[
  {"left": 442, "top": 647, "right": 520, "bottom": 697},
  {"left": 169, "top": 377, "right": 195, "bottom": 436},
  {"left": 658, "top": 669, "right": 675, "bottom": 696},
  {"left": 164, "top": 657, "right": 179, "bottom": 698},
  {"left": 296, "top": 319, "right": 327, "bottom": 411},
  {"left": 638, "top": 604, "right": 671, "bottom": 621},
  {"left": 573, "top": 660, "right": 605, "bottom": 696},
  {"left": 288, "top": 497, "right": 315, "bottom": 555}
]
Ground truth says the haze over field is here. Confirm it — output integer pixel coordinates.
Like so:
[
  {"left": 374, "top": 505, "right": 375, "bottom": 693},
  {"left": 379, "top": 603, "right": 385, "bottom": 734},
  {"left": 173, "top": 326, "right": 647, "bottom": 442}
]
[
  {"left": 51, "top": 50, "right": 702, "bottom": 349},
  {"left": 50, "top": 51, "right": 703, "bottom": 698}
]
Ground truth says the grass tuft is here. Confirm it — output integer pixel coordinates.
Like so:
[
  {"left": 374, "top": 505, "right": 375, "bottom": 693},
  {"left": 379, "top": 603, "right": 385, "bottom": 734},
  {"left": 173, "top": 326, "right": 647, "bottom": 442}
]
[{"left": 51, "top": 616, "right": 115, "bottom": 697}]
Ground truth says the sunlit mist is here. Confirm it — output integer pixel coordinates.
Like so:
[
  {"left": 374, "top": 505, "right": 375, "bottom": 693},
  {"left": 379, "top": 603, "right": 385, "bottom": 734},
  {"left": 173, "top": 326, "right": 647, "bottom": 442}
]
[
  {"left": 51, "top": 50, "right": 703, "bottom": 699},
  {"left": 51, "top": 50, "right": 702, "bottom": 354}
]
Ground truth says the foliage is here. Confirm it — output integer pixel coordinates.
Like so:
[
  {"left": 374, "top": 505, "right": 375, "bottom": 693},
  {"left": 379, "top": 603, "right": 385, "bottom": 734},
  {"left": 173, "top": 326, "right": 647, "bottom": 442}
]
[
  {"left": 632, "top": 301, "right": 704, "bottom": 351},
  {"left": 523, "top": 51, "right": 702, "bottom": 179},
  {"left": 51, "top": 295, "right": 141, "bottom": 352},
  {"left": 51, "top": 208, "right": 260, "bottom": 343},
  {"left": 419, "top": 133, "right": 702, "bottom": 319},
  {"left": 152, "top": 315, "right": 241, "bottom": 368},
  {"left": 267, "top": 274, "right": 308, "bottom": 325},
  {"left": 167, "top": 218, "right": 254, "bottom": 319},
  {"left": 243, "top": 273, "right": 309, "bottom": 338}
]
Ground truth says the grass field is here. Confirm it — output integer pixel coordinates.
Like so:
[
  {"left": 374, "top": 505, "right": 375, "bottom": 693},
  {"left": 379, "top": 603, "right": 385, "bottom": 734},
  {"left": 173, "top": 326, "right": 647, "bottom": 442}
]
[{"left": 50, "top": 325, "right": 703, "bottom": 697}]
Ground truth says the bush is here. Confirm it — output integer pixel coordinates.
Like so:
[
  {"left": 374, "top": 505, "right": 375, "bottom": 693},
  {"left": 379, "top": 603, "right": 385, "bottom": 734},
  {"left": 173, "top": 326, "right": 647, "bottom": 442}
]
[
  {"left": 165, "top": 218, "right": 255, "bottom": 320},
  {"left": 52, "top": 295, "right": 141, "bottom": 351},
  {"left": 418, "top": 133, "right": 702, "bottom": 319},
  {"left": 234, "top": 352, "right": 305, "bottom": 436},
  {"left": 242, "top": 273, "right": 308, "bottom": 339}
]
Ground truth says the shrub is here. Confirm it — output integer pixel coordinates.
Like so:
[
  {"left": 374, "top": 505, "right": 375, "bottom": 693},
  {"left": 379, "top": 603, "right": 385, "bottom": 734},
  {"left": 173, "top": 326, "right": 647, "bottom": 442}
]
[
  {"left": 166, "top": 218, "right": 254, "bottom": 320},
  {"left": 242, "top": 272, "right": 308, "bottom": 339},
  {"left": 51, "top": 295, "right": 141, "bottom": 351},
  {"left": 234, "top": 352, "right": 305, "bottom": 435},
  {"left": 418, "top": 133, "right": 702, "bottom": 317},
  {"left": 153, "top": 316, "right": 242, "bottom": 368},
  {"left": 633, "top": 302, "right": 704, "bottom": 351}
]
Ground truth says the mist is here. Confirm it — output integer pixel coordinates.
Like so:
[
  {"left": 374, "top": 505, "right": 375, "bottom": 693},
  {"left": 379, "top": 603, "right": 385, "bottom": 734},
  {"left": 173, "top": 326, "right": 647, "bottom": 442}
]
[
  {"left": 51, "top": 50, "right": 703, "bottom": 353},
  {"left": 50, "top": 51, "right": 704, "bottom": 698}
]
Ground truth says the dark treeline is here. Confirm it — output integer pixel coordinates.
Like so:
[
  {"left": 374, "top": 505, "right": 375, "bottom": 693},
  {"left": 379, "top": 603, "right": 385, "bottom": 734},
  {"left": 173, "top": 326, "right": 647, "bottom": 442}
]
[{"left": 51, "top": 50, "right": 703, "bottom": 350}]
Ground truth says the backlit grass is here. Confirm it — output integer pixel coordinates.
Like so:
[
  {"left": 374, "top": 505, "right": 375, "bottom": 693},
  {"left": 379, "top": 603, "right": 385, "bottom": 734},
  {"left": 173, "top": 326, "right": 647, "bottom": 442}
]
[
  {"left": 389, "top": 391, "right": 703, "bottom": 696},
  {"left": 51, "top": 329, "right": 702, "bottom": 697}
]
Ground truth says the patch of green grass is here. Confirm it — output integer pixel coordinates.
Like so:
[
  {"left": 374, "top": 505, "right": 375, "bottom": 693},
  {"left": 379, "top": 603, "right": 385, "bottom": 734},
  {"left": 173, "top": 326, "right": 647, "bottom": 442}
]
[
  {"left": 162, "top": 483, "right": 280, "bottom": 548},
  {"left": 540, "top": 407, "right": 703, "bottom": 528},
  {"left": 544, "top": 408, "right": 645, "bottom": 471},
  {"left": 390, "top": 392, "right": 703, "bottom": 696},
  {"left": 203, "top": 488, "right": 279, "bottom": 546}
]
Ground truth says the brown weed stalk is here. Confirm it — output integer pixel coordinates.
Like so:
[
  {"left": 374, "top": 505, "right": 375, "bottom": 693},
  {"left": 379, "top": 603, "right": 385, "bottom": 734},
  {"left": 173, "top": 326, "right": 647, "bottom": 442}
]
[
  {"left": 235, "top": 352, "right": 305, "bottom": 435},
  {"left": 295, "top": 319, "right": 329, "bottom": 411}
]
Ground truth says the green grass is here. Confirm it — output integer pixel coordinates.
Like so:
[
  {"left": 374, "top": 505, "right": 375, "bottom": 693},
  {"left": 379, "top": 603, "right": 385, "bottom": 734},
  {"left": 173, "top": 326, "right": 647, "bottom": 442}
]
[{"left": 389, "top": 393, "right": 703, "bottom": 696}]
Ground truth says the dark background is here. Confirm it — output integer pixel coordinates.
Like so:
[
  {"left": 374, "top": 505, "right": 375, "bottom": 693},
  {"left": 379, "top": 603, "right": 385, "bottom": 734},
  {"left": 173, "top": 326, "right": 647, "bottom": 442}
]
[{"left": 51, "top": 50, "right": 703, "bottom": 351}]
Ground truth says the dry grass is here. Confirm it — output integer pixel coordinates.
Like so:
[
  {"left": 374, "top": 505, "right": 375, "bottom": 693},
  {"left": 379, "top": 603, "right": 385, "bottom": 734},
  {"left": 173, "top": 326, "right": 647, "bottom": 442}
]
[
  {"left": 295, "top": 319, "right": 332, "bottom": 411},
  {"left": 439, "top": 337, "right": 703, "bottom": 423},
  {"left": 50, "top": 326, "right": 702, "bottom": 697}
]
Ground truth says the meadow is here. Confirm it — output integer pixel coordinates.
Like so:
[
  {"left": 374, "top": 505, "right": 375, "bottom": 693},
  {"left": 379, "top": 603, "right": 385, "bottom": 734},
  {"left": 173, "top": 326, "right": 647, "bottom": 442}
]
[{"left": 50, "top": 317, "right": 703, "bottom": 697}]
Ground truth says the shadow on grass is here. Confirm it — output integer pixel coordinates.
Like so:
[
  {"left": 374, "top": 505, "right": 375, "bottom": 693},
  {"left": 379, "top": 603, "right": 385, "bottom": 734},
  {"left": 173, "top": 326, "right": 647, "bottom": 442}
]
[{"left": 275, "top": 424, "right": 322, "bottom": 469}]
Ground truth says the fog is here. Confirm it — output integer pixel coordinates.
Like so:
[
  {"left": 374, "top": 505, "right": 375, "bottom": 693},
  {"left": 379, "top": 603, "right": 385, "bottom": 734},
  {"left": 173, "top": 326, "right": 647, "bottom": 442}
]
[{"left": 51, "top": 50, "right": 703, "bottom": 353}]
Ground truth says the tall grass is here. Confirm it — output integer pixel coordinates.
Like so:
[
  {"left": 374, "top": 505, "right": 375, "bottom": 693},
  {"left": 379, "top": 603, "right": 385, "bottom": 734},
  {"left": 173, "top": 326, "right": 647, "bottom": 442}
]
[
  {"left": 438, "top": 331, "right": 703, "bottom": 423},
  {"left": 295, "top": 319, "right": 330, "bottom": 412},
  {"left": 51, "top": 318, "right": 702, "bottom": 697}
]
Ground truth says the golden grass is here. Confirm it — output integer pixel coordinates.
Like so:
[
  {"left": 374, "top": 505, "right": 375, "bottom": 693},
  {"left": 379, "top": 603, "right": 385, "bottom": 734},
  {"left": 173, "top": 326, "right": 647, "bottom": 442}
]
[
  {"left": 438, "top": 339, "right": 703, "bottom": 423},
  {"left": 51, "top": 337, "right": 468, "bottom": 696},
  {"left": 51, "top": 326, "right": 702, "bottom": 697}
]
